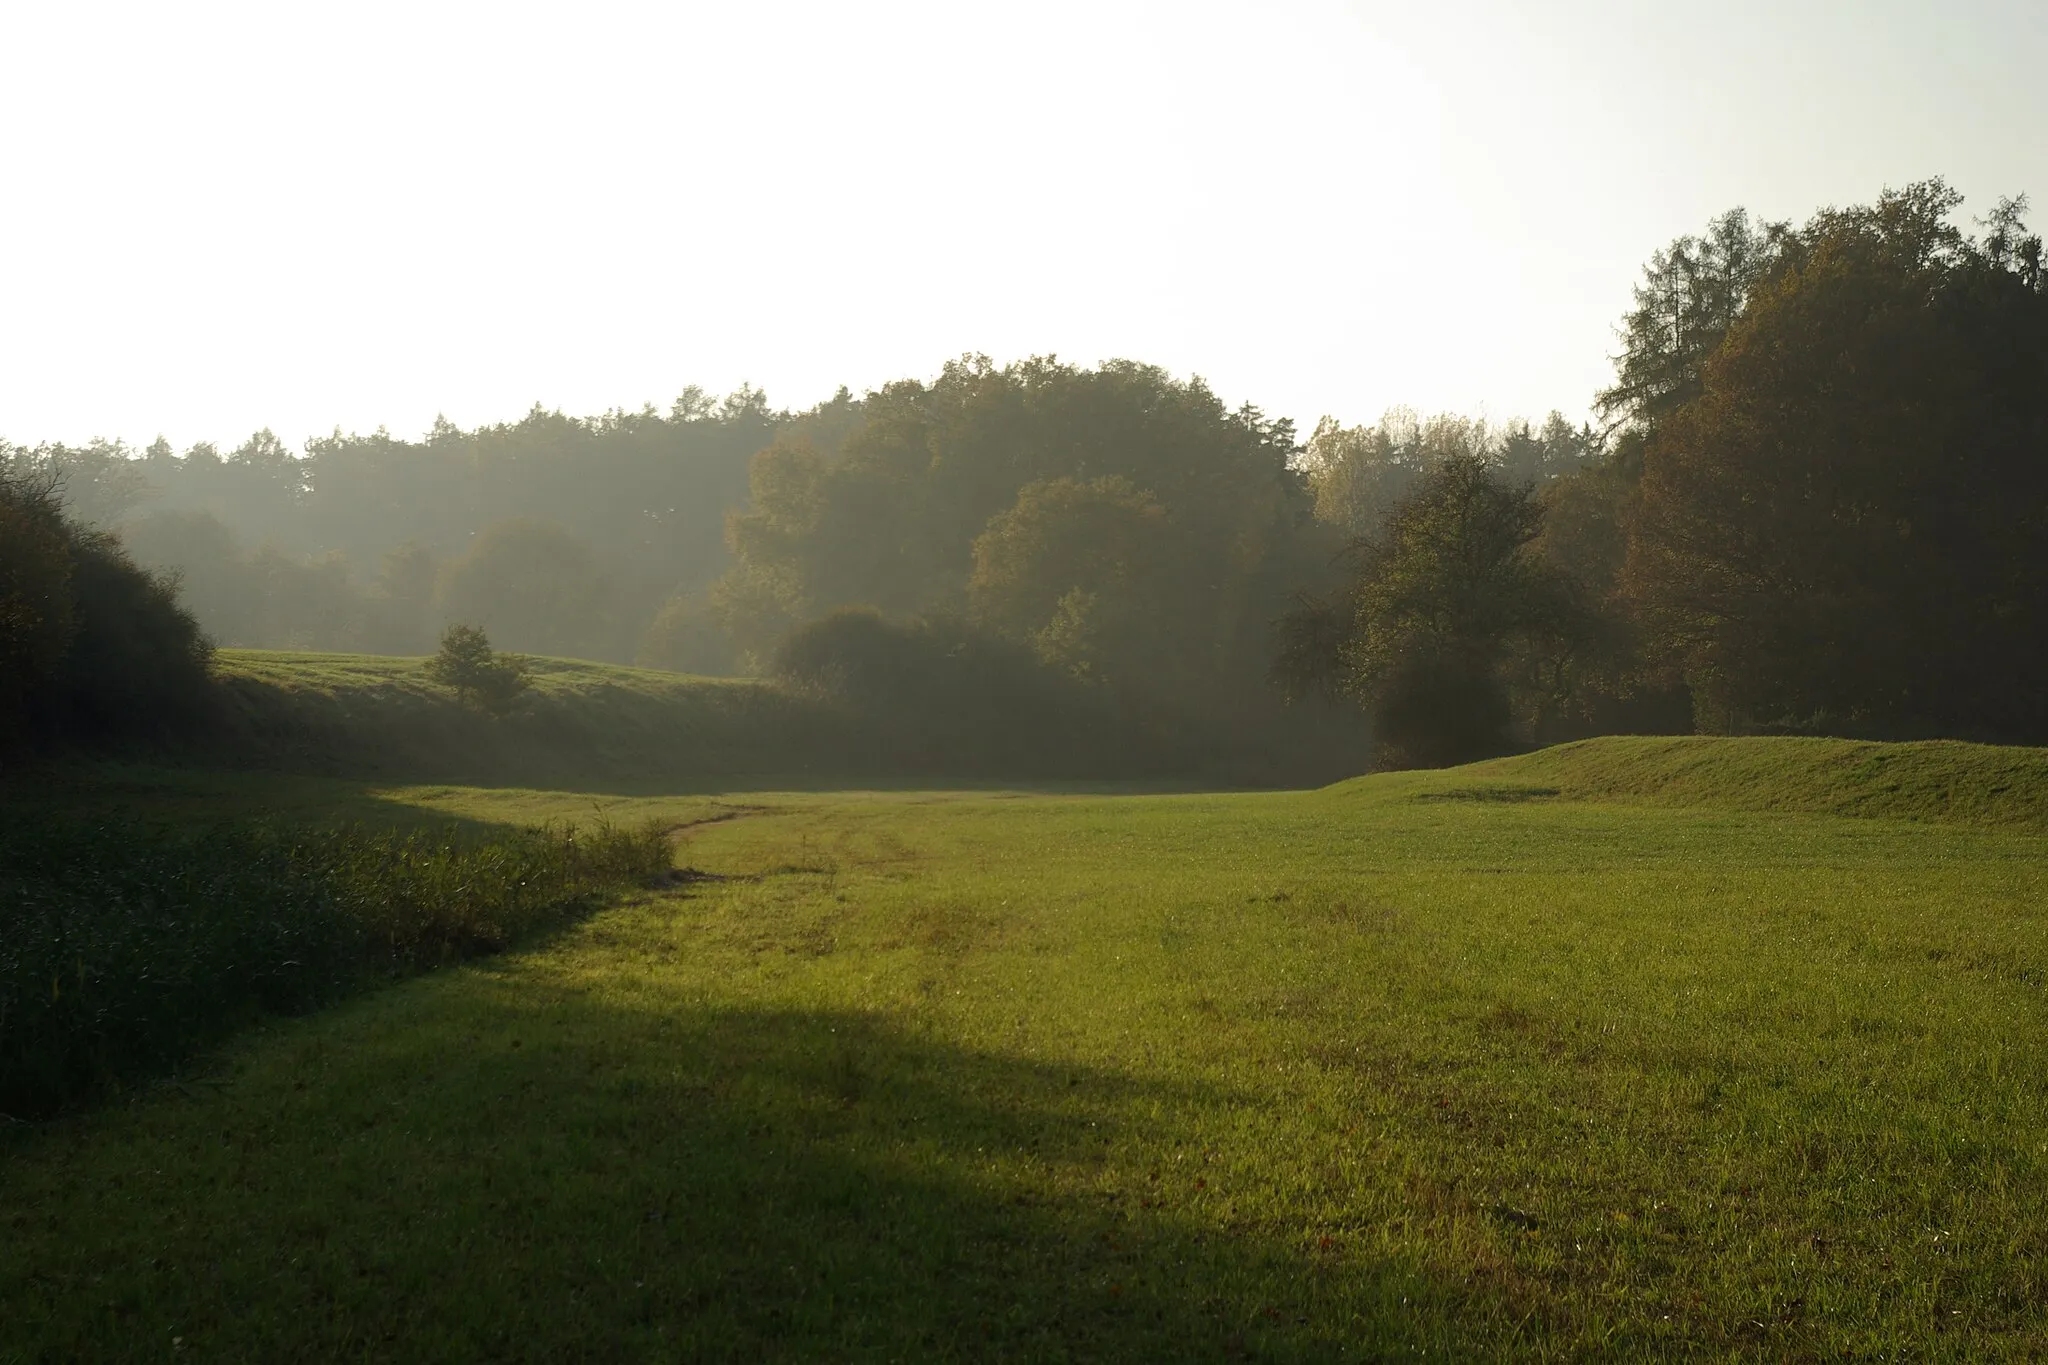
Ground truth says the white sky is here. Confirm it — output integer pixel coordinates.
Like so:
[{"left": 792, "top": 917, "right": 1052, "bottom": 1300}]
[{"left": 3, "top": 0, "right": 2043, "bottom": 451}]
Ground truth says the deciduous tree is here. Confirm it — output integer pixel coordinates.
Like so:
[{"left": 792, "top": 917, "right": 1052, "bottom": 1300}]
[
  {"left": 1627, "top": 182, "right": 2048, "bottom": 739},
  {"left": 1278, "top": 456, "right": 1587, "bottom": 767}
]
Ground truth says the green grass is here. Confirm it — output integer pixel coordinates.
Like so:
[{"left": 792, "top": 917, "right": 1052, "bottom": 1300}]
[
  {"left": 0, "top": 811, "right": 671, "bottom": 1116},
  {"left": 4, "top": 737, "right": 2047, "bottom": 1358},
  {"left": 209, "top": 648, "right": 858, "bottom": 787},
  {"left": 216, "top": 649, "right": 744, "bottom": 701},
  {"left": 1470, "top": 733, "right": 2048, "bottom": 829},
  {"left": 204, "top": 649, "right": 1222, "bottom": 787}
]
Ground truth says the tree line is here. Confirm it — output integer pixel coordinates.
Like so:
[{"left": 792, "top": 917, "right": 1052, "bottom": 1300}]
[
  {"left": 1282, "top": 182, "right": 2048, "bottom": 761},
  {"left": 4, "top": 387, "right": 777, "bottom": 663},
  {"left": 4, "top": 178, "right": 2043, "bottom": 767}
]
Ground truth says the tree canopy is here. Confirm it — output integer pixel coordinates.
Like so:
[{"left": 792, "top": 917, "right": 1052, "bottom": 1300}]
[
  {"left": 0, "top": 454, "right": 213, "bottom": 751},
  {"left": 13, "top": 175, "right": 2048, "bottom": 770},
  {"left": 717, "top": 356, "right": 1319, "bottom": 730},
  {"left": 1626, "top": 182, "right": 2048, "bottom": 739},
  {"left": 1278, "top": 456, "right": 1588, "bottom": 766}
]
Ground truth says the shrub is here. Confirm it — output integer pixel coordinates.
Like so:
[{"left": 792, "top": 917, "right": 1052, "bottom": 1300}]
[
  {"left": 34, "top": 529, "right": 215, "bottom": 742},
  {"left": 424, "top": 624, "right": 531, "bottom": 714},
  {"left": 0, "top": 471, "right": 76, "bottom": 731},
  {"left": 638, "top": 590, "right": 738, "bottom": 675},
  {"left": 1, "top": 461, "right": 217, "bottom": 751},
  {"left": 771, "top": 608, "right": 1174, "bottom": 776},
  {"left": 1366, "top": 648, "right": 1515, "bottom": 769}
]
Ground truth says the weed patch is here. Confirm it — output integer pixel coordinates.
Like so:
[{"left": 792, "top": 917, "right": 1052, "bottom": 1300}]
[{"left": 0, "top": 816, "right": 668, "bottom": 1116}]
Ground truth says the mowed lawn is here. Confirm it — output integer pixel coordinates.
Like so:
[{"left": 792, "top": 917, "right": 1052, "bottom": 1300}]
[{"left": 5, "top": 743, "right": 2046, "bottom": 1360}]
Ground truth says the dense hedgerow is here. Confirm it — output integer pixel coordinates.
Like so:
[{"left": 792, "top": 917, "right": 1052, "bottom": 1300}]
[{"left": 0, "top": 817, "right": 669, "bottom": 1116}]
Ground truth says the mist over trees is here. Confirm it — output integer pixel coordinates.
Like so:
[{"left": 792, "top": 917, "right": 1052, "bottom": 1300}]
[
  {"left": 1299, "top": 409, "right": 1596, "bottom": 540},
  {"left": 714, "top": 358, "right": 1322, "bottom": 732},
  {"left": 7, "top": 177, "right": 2044, "bottom": 769},
  {"left": 7, "top": 388, "right": 777, "bottom": 664}
]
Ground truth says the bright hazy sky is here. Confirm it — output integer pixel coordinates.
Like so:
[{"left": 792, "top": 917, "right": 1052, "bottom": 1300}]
[{"left": 3, "top": 0, "right": 2043, "bottom": 452}]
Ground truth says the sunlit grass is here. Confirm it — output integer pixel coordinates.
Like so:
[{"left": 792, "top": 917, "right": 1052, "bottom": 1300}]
[{"left": 3, "top": 740, "right": 2045, "bottom": 1358}]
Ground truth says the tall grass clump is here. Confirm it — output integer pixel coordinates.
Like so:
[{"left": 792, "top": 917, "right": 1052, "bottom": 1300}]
[{"left": 0, "top": 817, "right": 669, "bottom": 1116}]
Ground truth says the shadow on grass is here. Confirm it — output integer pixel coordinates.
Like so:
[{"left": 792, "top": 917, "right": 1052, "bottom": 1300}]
[
  {"left": 0, "top": 763, "right": 1235, "bottom": 833},
  {"left": 0, "top": 764, "right": 530, "bottom": 835},
  {"left": 2, "top": 992, "right": 1479, "bottom": 1361},
  {"left": 198, "top": 665, "right": 1270, "bottom": 797}
]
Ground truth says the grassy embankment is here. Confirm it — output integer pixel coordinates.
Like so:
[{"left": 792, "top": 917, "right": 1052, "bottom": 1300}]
[
  {"left": 203, "top": 649, "right": 856, "bottom": 787},
  {"left": 201, "top": 648, "right": 1226, "bottom": 787},
  {"left": 5, "top": 735, "right": 2047, "bottom": 1358}
]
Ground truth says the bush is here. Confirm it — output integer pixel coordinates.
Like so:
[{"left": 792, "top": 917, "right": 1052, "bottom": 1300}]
[
  {"left": 0, "top": 815, "right": 670, "bottom": 1117},
  {"left": 32, "top": 529, "right": 215, "bottom": 742},
  {"left": 638, "top": 590, "right": 739, "bottom": 675},
  {"left": 424, "top": 624, "right": 531, "bottom": 714},
  {"left": 1367, "top": 649, "right": 1514, "bottom": 769},
  {"left": 0, "top": 472, "right": 76, "bottom": 732},
  {"left": 1, "top": 462, "right": 217, "bottom": 752},
  {"left": 771, "top": 608, "right": 1173, "bottom": 776}
]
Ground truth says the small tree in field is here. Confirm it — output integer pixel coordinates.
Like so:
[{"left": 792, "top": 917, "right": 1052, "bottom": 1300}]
[{"left": 424, "top": 624, "right": 530, "bottom": 715}]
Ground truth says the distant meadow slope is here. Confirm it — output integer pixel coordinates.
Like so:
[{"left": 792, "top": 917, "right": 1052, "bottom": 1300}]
[
  {"left": 1460, "top": 734, "right": 2048, "bottom": 831},
  {"left": 201, "top": 649, "right": 1197, "bottom": 787},
  {"left": 207, "top": 650, "right": 834, "bottom": 785},
  {"left": 196, "top": 649, "right": 2048, "bottom": 817}
]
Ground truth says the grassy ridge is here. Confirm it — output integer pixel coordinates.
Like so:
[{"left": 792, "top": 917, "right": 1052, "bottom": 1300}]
[
  {"left": 206, "top": 649, "right": 1211, "bottom": 786},
  {"left": 213, "top": 650, "right": 2048, "bottom": 811},
  {"left": 209, "top": 649, "right": 850, "bottom": 785},
  {"left": 4, "top": 741, "right": 2046, "bottom": 1358},
  {"left": 1459, "top": 734, "right": 2048, "bottom": 829}
]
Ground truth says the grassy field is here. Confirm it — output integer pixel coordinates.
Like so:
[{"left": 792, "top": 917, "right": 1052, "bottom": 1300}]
[
  {"left": 4, "top": 738, "right": 2046, "bottom": 1359},
  {"left": 206, "top": 649, "right": 858, "bottom": 787},
  {"left": 0, "top": 808, "right": 669, "bottom": 1117},
  {"left": 201, "top": 649, "right": 1357, "bottom": 788}
]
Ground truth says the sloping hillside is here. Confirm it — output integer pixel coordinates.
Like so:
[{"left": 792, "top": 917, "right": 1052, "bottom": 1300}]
[
  {"left": 206, "top": 651, "right": 879, "bottom": 786},
  {"left": 203, "top": 650, "right": 1182, "bottom": 787},
  {"left": 1427, "top": 734, "right": 2048, "bottom": 830}
]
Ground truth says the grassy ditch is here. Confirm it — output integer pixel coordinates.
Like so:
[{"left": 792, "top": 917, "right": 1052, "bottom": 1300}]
[{"left": 0, "top": 815, "right": 670, "bottom": 1117}]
